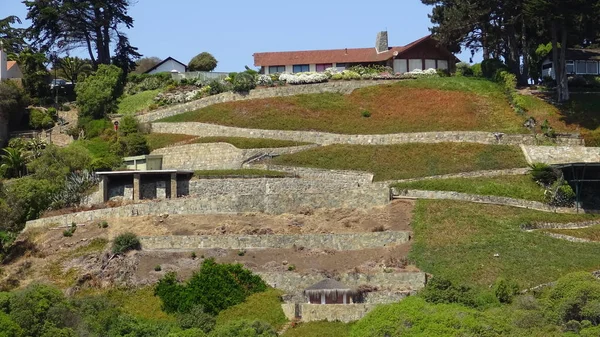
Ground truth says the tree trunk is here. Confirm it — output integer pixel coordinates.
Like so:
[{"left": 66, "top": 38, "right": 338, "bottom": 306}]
[
  {"left": 521, "top": 20, "right": 530, "bottom": 85},
  {"left": 551, "top": 22, "right": 569, "bottom": 102},
  {"left": 559, "top": 27, "right": 569, "bottom": 102}
]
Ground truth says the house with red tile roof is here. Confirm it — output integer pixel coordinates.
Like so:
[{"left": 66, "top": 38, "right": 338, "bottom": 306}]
[
  {"left": 0, "top": 44, "right": 23, "bottom": 80},
  {"left": 253, "top": 32, "right": 459, "bottom": 75}
]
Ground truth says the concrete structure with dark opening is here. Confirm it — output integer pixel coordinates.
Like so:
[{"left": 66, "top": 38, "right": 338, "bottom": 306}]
[
  {"left": 304, "top": 279, "right": 356, "bottom": 305},
  {"left": 96, "top": 170, "right": 193, "bottom": 203}
]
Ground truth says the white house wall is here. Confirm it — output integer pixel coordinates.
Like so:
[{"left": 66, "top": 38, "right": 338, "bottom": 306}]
[
  {"left": 0, "top": 50, "right": 7, "bottom": 80},
  {"left": 148, "top": 60, "right": 186, "bottom": 74}
]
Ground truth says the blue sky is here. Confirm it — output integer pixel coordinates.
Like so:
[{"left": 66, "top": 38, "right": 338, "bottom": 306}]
[{"left": 2, "top": 0, "right": 479, "bottom": 71}]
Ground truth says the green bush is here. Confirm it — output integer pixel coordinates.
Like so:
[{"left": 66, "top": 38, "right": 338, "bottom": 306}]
[
  {"left": 232, "top": 73, "right": 256, "bottom": 93},
  {"left": 112, "top": 232, "right": 141, "bottom": 254},
  {"left": 76, "top": 64, "right": 124, "bottom": 119},
  {"left": 493, "top": 278, "right": 519, "bottom": 304},
  {"left": 471, "top": 63, "right": 483, "bottom": 77},
  {"left": 209, "top": 320, "right": 276, "bottom": 337},
  {"left": 123, "top": 133, "right": 150, "bottom": 156},
  {"left": 118, "top": 115, "right": 140, "bottom": 136},
  {"left": 155, "top": 258, "right": 268, "bottom": 315},
  {"left": 418, "top": 276, "right": 498, "bottom": 309},
  {"left": 455, "top": 62, "right": 473, "bottom": 76},
  {"left": 177, "top": 305, "right": 215, "bottom": 333},
  {"left": 544, "top": 272, "right": 600, "bottom": 325},
  {"left": 188, "top": 52, "right": 218, "bottom": 72},
  {"left": 481, "top": 59, "right": 508, "bottom": 79},
  {"left": 0, "top": 311, "right": 23, "bottom": 337},
  {"left": 77, "top": 117, "right": 112, "bottom": 139},
  {"left": 341, "top": 71, "right": 361, "bottom": 80},
  {"left": 207, "top": 80, "right": 228, "bottom": 95},
  {"left": 29, "top": 108, "right": 55, "bottom": 129},
  {"left": 529, "top": 163, "right": 558, "bottom": 186}
]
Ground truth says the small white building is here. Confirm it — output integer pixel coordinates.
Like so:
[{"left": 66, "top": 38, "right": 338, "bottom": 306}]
[
  {"left": 0, "top": 44, "right": 23, "bottom": 80},
  {"left": 144, "top": 57, "right": 188, "bottom": 75},
  {"left": 542, "top": 48, "right": 600, "bottom": 79}
]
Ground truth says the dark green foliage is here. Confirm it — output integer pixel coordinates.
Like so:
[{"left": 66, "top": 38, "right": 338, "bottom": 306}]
[
  {"left": 419, "top": 276, "right": 498, "bottom": 309},
  {"left": 0, "top": 148, "right": 28, "bottom": 178},
  {"left": 177, "top": 305, "right": 215, "bottom": 333},
  {"left": 0, "top": 82, "right": 28, "bottom": 127},
  {"left": 209, "top": 320, "right": 277, "bottom": 337},
  {"left": 118, "top": 115, "right": 139, "bottom": 136},
  {"left": 529, "top": 163, "right": 558, "bottom": 186},
  {"left": 0, "top": 311, "right": 24, "bottom": 337},
  {"left": 544, "top": 272, "right": 600, "bottom": 325},
  {"left": 493, "top": 278, "right": 519, "bottom": 304},
  {"left": 112, "top": 232, "right": 141, "bottom": 254},
  {"left": 121, "top": 133, "right": 150, "bottom": 156},
  {"left": 541, "top": 119, "right": 556, "bottom": 138},
  {"left": 155, "top": 259, "right": 268, "bottom": 315},
  {"left": 361, "top": 110, "right": 371, "bottom": 118},
  {"left": 481, "top": 59, "right": 508, "bottom": 79},
  {"left": 8, "top": 284, "right": 66, "bottom": 337},
  {"left": 471, "top": 63, "right": 482, "bottom": 77},
  {"left": 17, "top": 49, "right": 51, "bottom": 102},
  {"left": 455, "top": 62, "right": 473, "bottom": 76},
  {"left": 3, "top": 177, "right": 56, "bottom": 227},
  {"left": 76, "top": 117, "right": 112, "bottom": 139},
  {"left": 232, "top": 73, "right": 256, "bottom": 93},
  {"left": 207, "top": 80, "right": 227, "bottom": 95},
  {"left": 29, "top": 109, "right": 55, "bottom": 130},
  {"left": 28, "top": 145, "right": 92, "bottom": 182},
  {"left": 188, "top": 52, "right": 218, "bottom": 72},
  {"left": 124, "top": 73, "right": 173, "bottom": 95},
  {"left": 76, "top": 65, "right": 124, "bottom": 119},
  {"left": 50, "top": 170, "right": 99, "bottom": 210}
]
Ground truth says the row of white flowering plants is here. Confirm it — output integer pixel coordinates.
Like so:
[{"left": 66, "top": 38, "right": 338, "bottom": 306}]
[{"left": 256, "top": 65, "right": 440, "bottom": 86}]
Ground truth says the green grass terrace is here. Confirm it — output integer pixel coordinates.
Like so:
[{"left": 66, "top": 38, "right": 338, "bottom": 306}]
[
  {"left": 157, "top": 77, "right": 577, "bottom": 135},
  {"left": 270, "top": 143, "right": 528, "bottom": 181},
  {"left": 393, "top": 175, "right": 545, "bottom": 202},
  {"left": 410, "top": 200, "right": 600, "bottom": 289},
  {"left": 147, "top": 133, "right": 310, "bottom": 151}
]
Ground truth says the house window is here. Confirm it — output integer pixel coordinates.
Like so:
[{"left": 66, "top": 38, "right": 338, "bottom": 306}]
[
  {"left": 566, "top": 61, "right": 575, "bottom": 74},
  {"left": 316, "top": 63, "right": 333, "bottom": 72},
  {"left": 437, "top": 60, "right": 449, "bottom": 70},
  {"left": 409, "top": 59, "right": 423, "bottom": 71},
  {"left": 293, "top": 64, "right": 310, "bottom": 73},
  {"left": 425, "top": 59, "right": 436, "bottom": 69},
  {"left": 576, "top": 60, "right": 588, "bottom": 74},
  {"left": 587, "top": 61, "right": 598, "bottom": 75},
  {"left": 268, "top": 65, "right": 285, "bottom": 74}
]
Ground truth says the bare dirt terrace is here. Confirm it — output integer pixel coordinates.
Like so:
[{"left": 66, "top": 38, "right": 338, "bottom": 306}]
[{"left": 1, "top": 201, "right": 416, "bottom": 291}]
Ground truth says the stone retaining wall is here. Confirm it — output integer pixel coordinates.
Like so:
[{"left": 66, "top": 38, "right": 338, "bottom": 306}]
[
  {"left": 544, "top": 232, "right": 592, "bottom": 243},
  {"left": 521, "top": 145, "right": 600, "bottom": 164},
  {"left": 139, "top": 231, "right": 409, "bottom": 251},
  {"left": 282, "top": 303, "right": 378, "bottom": 323},
  {"left": 388, "top": 168, "right": 530, "bottom": 184},
  {"left": 26, "top": 179, "right": 389, "bottom": 229},
  {"left": 522, "top": 220, "right": 600, "bottom": 231},
  {"left": 246, "top": 164, "right": 374, "bottom": 185},
  {"left": 257, "top": 271, "right": 426, "bottom": 294},
  {"left": 151, "top": 142, "right": 317, "bottom": 170},
  {"left": 152, "top": 122, "right": 583, "bottom": 146},
  {"left": 137, "top": 81, "right": 387, "bottom": 123},
  {"left": 392, "top": 189, "right": 580, "bottom": 213}
]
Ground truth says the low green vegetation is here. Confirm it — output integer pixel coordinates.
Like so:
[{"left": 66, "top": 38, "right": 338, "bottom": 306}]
[
  {"left": 393, "top": 175, "right": 545, "bottom": 202},
  {"left": 193, "top": 169, "right": 290, "bottom": 179},
  {"left": 112, "top": 232, "right": 141, "bottom": 254},
  {"left": 409, "top": 200, "right": 600, "bottom": 288},
  {"left": 146, "top": 133, "right": 309, "bottom": 151},
  {"left": 284, "top": 321, "right": 353, "bottom": 337},
  {"left": 117, "top": 89, "right": 160, "bottom": 115},
  {"left": 272, "top": 143, "right": 527, "bottom": 181},
  {"left": 216, "top": 289, "right": 287, "bottom": 330},
  {"left": 546, "top": 225, "right": 600, "bottom": 242}
]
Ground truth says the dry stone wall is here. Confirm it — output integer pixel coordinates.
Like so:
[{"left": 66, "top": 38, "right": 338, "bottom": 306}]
[
  {"left": 521, "top": 145, "right": 600, "bottom": 164},
  {"left": 26, "top": 178, "right": 389, "bottom": 229},
  {"left": 522, "top": 220, "right": 600, "bottom": 231},
  {"left": 247, "top": 164, "right": 374, "bottom": 185},
  {"left": 389, "top": 168, "right": 530, "bottom": 184},
  {"left": 137, "top": 81, "right": 388, "bottom": 123},
  {"left": 151, "top": 143, "right": 318, "bottom": 170},
  {"left": 139, "top": 231, "right": 410, "bottom": 251},
  {"left": 152, "top": 122, "right": 583, "bottom": 146},
  {"left": 393, "top": 189, "right": 580, "bottom": 213},
  {"left": 281, "top": 303, "right": 378, "bottom": 323}
]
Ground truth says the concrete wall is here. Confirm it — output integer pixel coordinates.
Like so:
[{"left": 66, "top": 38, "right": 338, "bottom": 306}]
[
  {"left": 282, "top": 303, "right": 378, "bottom": 323},
  {"left": 393, "top": 189, "right": 580, "bottom": 213},
  {"left": 151, "top": 143, "right": 318, "bottom": 170},
  {"left": 26, "top": 178, "right": 390, "bottom": 229},
  {"left": 137, "top": 81, "right": 387, "bottom": 123},
  {"left": 521, "top": 145, "right": 600, "bottom": 164},
  {"left": 139, "top": 231, "right": 410, "bottom": 251},
  {"left": 152, "top": 122, "right": 583, "bottom": 146}
]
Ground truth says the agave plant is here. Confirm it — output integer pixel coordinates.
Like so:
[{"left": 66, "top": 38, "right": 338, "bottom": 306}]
[{"left": 50, "top": 170, "right": 99, "bottom": 209}]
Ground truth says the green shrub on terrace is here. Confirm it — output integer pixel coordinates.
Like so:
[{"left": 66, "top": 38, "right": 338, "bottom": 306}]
[
  {"left": 112, "top": 232, "right": 141, "bottom": 254},
  {"left": 29, "top": 108, "right": 55, "bottom": 129},
  {"left": 481, "top": 59, "right": 508, "bottom": 79},
  {"left": 471, "top": 63, "right": 483, "bottom": 77},
  {"left": 455, "top": 62, "right": 473, "bottom": 76},
  {"left": 233, "top": 72, "right": 256, "bottom": 93}
]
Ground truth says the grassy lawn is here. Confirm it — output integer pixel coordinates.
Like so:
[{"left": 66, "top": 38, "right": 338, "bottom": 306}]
[
  {"left": 393, "top": 175, "right": 545, "bottom": 202},
  {"left": 147, "top": 133, "right": 310, "bottom": 151},
  {"left": 117, "top": 89, "right": 160, "bottom": 115},
  {"left": 158, "top": 77, "right": 538, "bottom": 134},
  {"left": 409, "top": 200, "right": 600, "bottom": 288},
  {"left": 283, "top": 321, "right": 353, "bottom": 337},
  {"left": 557, "top": 93, "right": 600, "bottom": 146},
  {"left": 193, "top": 169, "right": 291, "bottom": 178},
  {"left": 271, "top": 143, "right": 527, "bottom": 181},
  {"left": 216, "top": 289, "right": 288, "bottom": 330},
  {"left": 545, "top": 225, "right": 600, "bottom": 242}
]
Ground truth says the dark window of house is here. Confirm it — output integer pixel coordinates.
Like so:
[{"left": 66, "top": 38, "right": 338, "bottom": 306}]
[
  {"left": 316, "top": 63, "right": 333, "bottom": 72},
  {"left": 336, "top": 63, "right": 347, "bottom": 69},
  {"left": 542, "top": 63, "right": 552, "bottom": 70},
  {"left": 269, "top": 65, "right": 285, "bottom": 73},
  {"left": 293, "top": 64, "right": 310, "bottom": 73}
]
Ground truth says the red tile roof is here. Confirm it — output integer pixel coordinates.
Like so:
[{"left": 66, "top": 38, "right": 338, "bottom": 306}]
[{"left": 254, "top": 35, "right": 433, "bottom": 67}]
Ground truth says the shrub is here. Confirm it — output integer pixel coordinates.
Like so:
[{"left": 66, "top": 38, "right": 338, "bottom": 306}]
[
  {"left": 256, "top": 74, "right": 273, "bottom": 86},
  {"left": 471, "top": 63, "right": 483, "bottom": 77},
  {"left": 544, "top": 272, "right": 600, "bottom": 325},
  {"left": 207, "top": 80, "right": 227, "bottom": 95},
  {"left": 188, "top": 52, "right": 218, "bottom": 72},
  {"left": 209, "top": 320, "right": 277, "bottom": 337},
  {"left": 455, "top": 62, "right": 473, "bottom": 76},
  {"left": 541, "top": 119, "right": 556, "bottom": 138},
  {"left": 341, "top": 70, "right": 361, "bottom": 80},
  {"left": 29, "top": 108, "right": 55, "bottom": 129},
  {"left": 548, "top": 180, "right": 576, "bottom": 207},
  {"left": 112, "top": 232, "right": 141, "bottom": 254},
  {"left": 279, "top": 72, "right": 329, "bottom": 84},
  {"left": 118, "top": 115, "right": 140, "bottom": 136},
  {"left": 154, "top": 265, "right": 162, "bottom": 272},
  {"left": 76, "top": 64, "right": 124, "bottom": 119},
  {"left": 361, "top": 110, "right": 371, "bottom": 118},
  {"left": 481, "top": 59, "right": 508, "bottom": 79},
  {"left": 232, "top": 72, "right": 256, "bottom": 93},
  {"left": 529, "top": 163, "right": 558, "bottom": 186},
  {"left": 418, "top": 276, "right": 498, "bottom": 309},
  {"left": 122, "top": 133, "right": 150, "bottom": 156},
  {"left": 154, "top": 258, "right": 268, "bottom": 315},
  {"left": 177, "top": 304, "right": 215, "bottom": 332},
  {"left": 493, "top": 278, "right": 519, "bottom": 304}
]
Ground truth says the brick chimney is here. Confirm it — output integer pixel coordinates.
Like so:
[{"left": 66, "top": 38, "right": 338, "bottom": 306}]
[{"left": 376, "top": 31, "right": 389, "bottom": 54}]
